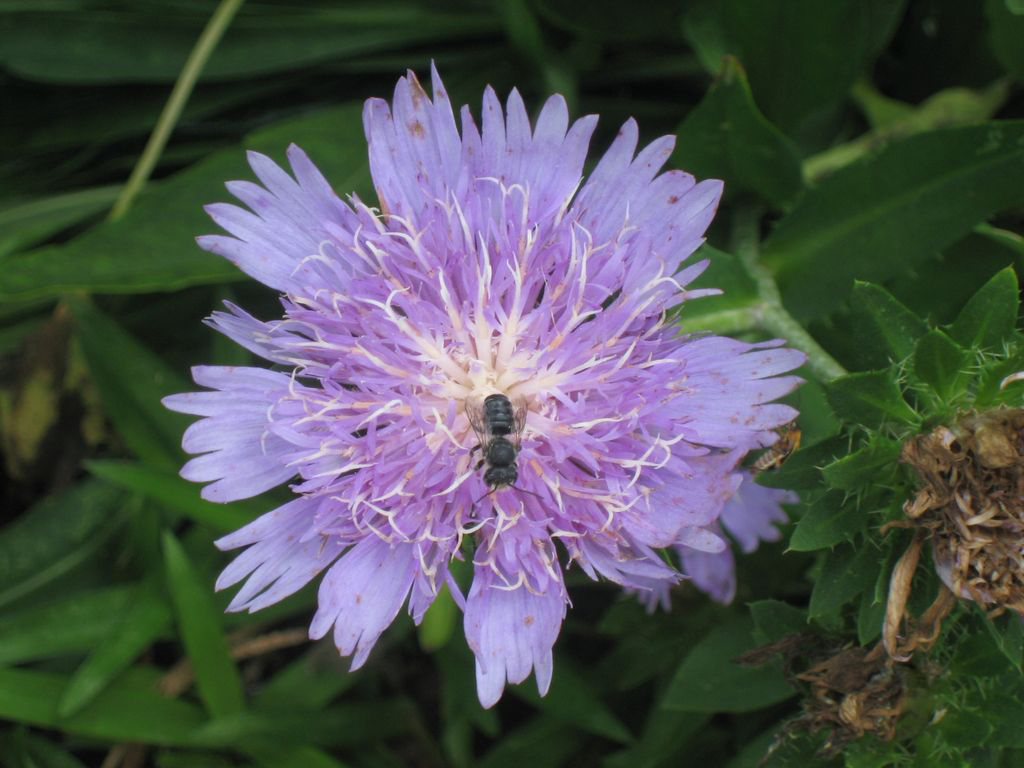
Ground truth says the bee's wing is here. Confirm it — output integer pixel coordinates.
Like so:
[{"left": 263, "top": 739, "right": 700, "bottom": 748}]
[
  {"left": 465, "top": 395, "right": 490, "bottom": 448},
  {"left": 511, "top": 397, "right": 528, "bottom": 450}
]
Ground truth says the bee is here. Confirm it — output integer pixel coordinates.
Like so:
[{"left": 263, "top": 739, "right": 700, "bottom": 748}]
[
  {"left": 753, "top": 423, "right": 802, "bottom": 474},
  {"left": 467, "top": 393, "right": 529, "bottom": 496}
]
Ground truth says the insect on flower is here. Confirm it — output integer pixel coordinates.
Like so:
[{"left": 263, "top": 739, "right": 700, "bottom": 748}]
[
  {"left": 163, "top": 65, "right": 806, "bottom": 708},
  {"left": 752, "top": 422, "right": 802, "bottom": 474},
  {"left": 466, "top": 393, "right": 529, "bottom": 495}
]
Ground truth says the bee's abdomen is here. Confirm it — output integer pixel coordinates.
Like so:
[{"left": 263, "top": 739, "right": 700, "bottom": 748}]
[{"left": 483, "top": 394, "right": 514, "bottom": 436}]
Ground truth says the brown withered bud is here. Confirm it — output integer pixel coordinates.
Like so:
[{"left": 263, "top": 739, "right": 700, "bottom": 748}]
[
  {"left": 742, "top": 637, "right": 908, "bottom": 757},
  {"left": 897, "top": 408, "right": 1024, "bottom": 620}
]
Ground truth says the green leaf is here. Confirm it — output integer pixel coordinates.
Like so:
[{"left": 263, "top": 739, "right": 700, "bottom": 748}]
[
  {"left": 0, "top": 666, "right": 204, "bottom": 746},
  {"left": 71, "top": 299, "right": 190, "bottom": 470},
  {"left": 0, "top": 585, "right": 133, "bottom": 665},
  {"left": 603, "top": 708, "right": 710, "bottom": 768},
  {"left": 87, "top": 460, "right": 260, "bottom": 532},
  {"left": 513, "top": 659, "right": 632, "bottom": 744},
  {"left": 673, "top": 56, "right": 802, "bottom": 207},
  {"left": 663, "top": 617, "right": 795, "bottom": 713},
  {"left": 418, "top": 582, "right": 458, "bottom": 652},
  {"left": 749, "top": 600, "right": 807, "bottom": 643},
  {"left": 0, "top": 104, "right": 369, "bottom": 300},
  {"left": 850, "top": 281, "right": 928, "bottom": 364},
  {"left": 950, "top": 266, "right": 1020, "bottom": 349},
  {"left": 162, "top": 532, "right": 244, "bottom": 718},
  {"left": 248, "top": 745, "right": 351, "bottom": 768},
  {"left": 0, "top": 480, "right": 124, "bottom": 609},
  {"left": 477, "top": 718, "right": 586, "bottom": 768},
  {"left": 681, "top": 0, "right": 904, "bottom": 136},
  {"left": 939, "top": 708, "right": 995, "bottom": 749},
  {"left": 821, "top": 437, "right": 901, "bottom": 490},
  {"left": 857, "top": 588, "right": 885, "bottom": 644},
  {"left": 191, "top": 702, "right": 408, "bottom": 749},
  {"left": 987, "top": 0, "right": 1024, "bottom": 80},
  {"left": 755, "top": 436, "right": 846, "bottom": 490},
  {"left": 808, "top": 542, "right": 880, "bottom": 621},
  {"left": 789, "top": 492, "right": 863, "bottom": 552},
  {"left": 763, "top": 122, "right": 1024, "bottom": 322},
  {"left": 0, "top": 729, "right": 88, "bottom": 768},
  {"left": 251, "top": 650, "right": 357, "bottom": 713},
  {"left": 987, "top": 690, "right": 1024, "bottom": 747},
  {"left": 58, "top": 582, "right": 172, "bottom": 717},
  {"left": 912, "top": 329, "right": 970, "bottom": 401},
  {"left": 951, "top": 627, "right": 1016, "bottom": 677},
  {"left": 807, "top": 79, "right": 1012, "bottom": 180},
  {"left": 824, "top": 369, "right": 918, "bottom": 429},
  {"left": 985, "top": 612, "right": 1024, "bottom": 671},
  {"left": 0, "top": 186, "right": 118, "bottom": 258},
  {"left": 0, "top": 5, "right": 499, "bottom": 84},
  {"left": 674, "top": 246, "right": 760, "bottom": 335}
]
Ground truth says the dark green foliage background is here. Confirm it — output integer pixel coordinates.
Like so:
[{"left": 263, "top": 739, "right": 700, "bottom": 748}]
[{"left": 1, "top": 1, "right": 1023, "bottom": 766}]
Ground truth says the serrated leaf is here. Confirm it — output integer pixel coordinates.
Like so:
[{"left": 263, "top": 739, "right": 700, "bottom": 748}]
[
  {"left": 821, "top": 438, "right": 901, "bottom": 490},
  {"left": 939, "top": 709, "right": 994, "bottom": 748},
  {"left": 985, "top": 612, "right": 1024, "bottom": 671},
  {"left": 0, "top": 585, "right": 133, "bottom": 665},
  {"left": 58, "top": 581, "right": 172, "bottom": 717},
  {"left": 950, "top": 266, "right": 1020, "bottom": 349},
  {"left": 87, "top": 460, "right": 259, "bottom": 532},
  {"left": 986, "top": 690, "right": 1024, "bottom": 747},
  {"left": 749, "top": 600, "right": 807, "bottom": 643},
  {"left": 162, "top": 532, "right": 244, "bottom": 718},
  {"left": 824, "top": 370, "right": 918, "bottom": 429},
  {"left": 974, "top": 343, "right": 1024, "bottom": 408},
  {"left": 0, "top": 104, "right": 369, "bottom": 300},
  {"left": 912, "top": 329, "right": 970, "bottom": 401},
  {"left": 0, "top": 480, "right": 124, "bottom": 609},
  {"left": 674, "top": 55, "right": 802, "bottom": 207},
  {"left": 71, "top": 299, "right": 190, "bottom": 470},
  {"left": 850, "top": 281, "right": 928, "bottom": 365},
  {"left": 0, "top": 667, "right": 204, "bottom": 745},
  {"left": 808, "top": 542, "right": 880, "bottom": 621},
  {"left": 951, "top": 628, "right": 1015, "bottom": 677},
  {"left": 789, "top": 493, "right": 863, "bottom": 552},
  {"left": 763, "top": 122, "right": 1024, "bottom": 322},
  {"left": 663, "top": 617, "right": 795, "bottom": 713},
  {"left": 755, "top": 436, "right": 846, "bottom": 490}
]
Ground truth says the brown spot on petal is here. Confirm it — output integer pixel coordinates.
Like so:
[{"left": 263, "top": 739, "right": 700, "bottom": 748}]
[
  {"left": 409, "top": 120, "right": 425, "bottom": 139},
  {"left": 523, "top": 615, "right": 535, "bottom": 627},
  {"left": 668, "top": 195, "right": 679, "bottom": 204},
  {"left": 355, "top": 594, "right": 362, "bottom": 604}
]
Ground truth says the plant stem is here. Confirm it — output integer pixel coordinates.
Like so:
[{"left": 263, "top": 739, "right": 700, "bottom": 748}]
[
  {"left": 732, "top": 206, "right": 848, "bottom": 382},
  {"left": 108, "top": 0, "right": 246, "bottom": 222}
]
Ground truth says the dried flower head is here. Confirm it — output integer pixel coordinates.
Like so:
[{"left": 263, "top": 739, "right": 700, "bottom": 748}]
[
  {"left": 900, "top": 408, "right": 1024, "bottom": 616},
  {"left": 164, "top": 66, "right": 804, "bottom": 707}
]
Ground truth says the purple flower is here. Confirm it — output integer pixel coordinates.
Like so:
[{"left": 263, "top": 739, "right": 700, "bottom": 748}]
[
  {"left": 680, "top": 472, "right": 798, "bottom": 605},
  {"left": 163, "top": 66, "right": 805, "bottom": 708}
]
